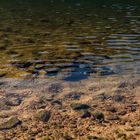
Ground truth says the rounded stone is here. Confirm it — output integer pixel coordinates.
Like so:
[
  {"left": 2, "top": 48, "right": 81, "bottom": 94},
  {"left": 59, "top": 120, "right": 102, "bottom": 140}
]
[
  {"left": 71, "top": 103, "right": 90, "bottom": 110},
  {"left": 93, "top": 112, "right": 105, "bottom": 122},
  {"left": 35, "top": 110, "right": 51, "bottom": 122},
  {"left": 0, "top": 117, "right": 21, "bottom": 130}
]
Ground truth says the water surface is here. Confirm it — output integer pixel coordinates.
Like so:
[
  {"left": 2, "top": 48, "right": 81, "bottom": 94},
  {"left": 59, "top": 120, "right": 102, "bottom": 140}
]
[{"left": 0, "top": 0, "right": 140, "bottom": 81}]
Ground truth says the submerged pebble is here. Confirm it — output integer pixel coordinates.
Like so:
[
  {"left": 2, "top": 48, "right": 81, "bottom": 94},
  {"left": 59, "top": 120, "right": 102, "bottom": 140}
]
[
  {"left": 107, "top": 115, "right": 120, "bottom": 120},
  {"left": 0, "top": 117, "right": 21, "bottom": 130},
  {"left": 48, "top": 83, "right": 63, "bottom": 93},
  {"left": 106, "top": 106, "right": 117, "bottom": 113},
  {"left": 71, "top": 103, "right": 90, "bottom": 110},
  {"left": 113, "top": 95, "right": 125, "bottom": 102},
  {"left": 64, "top": 92, "right": 83, "bottom": 100},
  {"left": 12, "top": 61, "right": 32, "bottom": 69},
  {"left": 93, "top": 112, "right": 105, "bottom": 122},
  {"left": 35, "top": 110, "right": 51, "bottom": 122},
  {"left": 81, "top": 110, "right": 91, "bottom": 118},
  {"left": 0, "top": 73, "right": 7, "bottom": 77},
  {"left": 5, "top": 97, "right": 22, "bottom": 106}
]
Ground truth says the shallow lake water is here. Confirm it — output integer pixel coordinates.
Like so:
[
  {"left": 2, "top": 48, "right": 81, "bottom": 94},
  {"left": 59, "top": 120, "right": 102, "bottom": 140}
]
[{"left": 0, "top": 0, "right": 140, "bottom": 81}]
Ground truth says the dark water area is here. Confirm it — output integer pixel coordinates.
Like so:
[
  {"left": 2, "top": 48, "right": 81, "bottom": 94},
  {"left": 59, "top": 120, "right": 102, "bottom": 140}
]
[{"left": 0, "top": 0, "right": 140, "bottom": 81}]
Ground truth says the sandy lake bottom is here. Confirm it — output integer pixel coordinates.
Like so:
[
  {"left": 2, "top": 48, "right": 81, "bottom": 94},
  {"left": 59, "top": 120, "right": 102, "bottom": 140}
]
[{"left": 0, "top": 76, "right": 140, "bottom": 140}]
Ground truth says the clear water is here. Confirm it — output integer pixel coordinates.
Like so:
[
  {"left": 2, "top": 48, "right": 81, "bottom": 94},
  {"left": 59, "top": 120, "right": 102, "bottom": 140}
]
[{"left": 0, "top": 0, "right": 140, "bottom": 81}]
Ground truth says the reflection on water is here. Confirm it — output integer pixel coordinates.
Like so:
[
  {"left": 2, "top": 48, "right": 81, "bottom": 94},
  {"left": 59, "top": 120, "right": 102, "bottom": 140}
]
[{"left": 0, "top": 0, "right": 140, "bottom": 81}]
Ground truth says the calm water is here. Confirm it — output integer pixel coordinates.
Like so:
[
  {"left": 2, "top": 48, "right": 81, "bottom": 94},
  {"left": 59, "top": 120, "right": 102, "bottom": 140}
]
[{"left": 0, "top": 0, "right": 140, "bottom": 81}]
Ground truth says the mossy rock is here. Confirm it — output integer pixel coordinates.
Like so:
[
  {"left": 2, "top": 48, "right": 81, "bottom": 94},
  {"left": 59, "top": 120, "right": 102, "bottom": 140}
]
[
  {"left": 0, "top": 117, "right": 21, "bottom": 130},
  {"left": 70, "top": 103, "right": 90, "bottom": 111},
  {"left": 35, "top": 110, "right": 51, "bottom": 122}
]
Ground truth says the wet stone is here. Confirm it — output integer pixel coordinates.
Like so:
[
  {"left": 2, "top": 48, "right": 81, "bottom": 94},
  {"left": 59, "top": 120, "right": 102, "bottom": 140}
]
[
  {"left": 63, "top": 135, "right": 73, "bottom": 140},
  {"left": 64, "top": 92, "right": 83, "bottom": 100},
  {"left": 71, "top": 103, "right": 90, "bottom": 111},
  {"left": 12, "top": 61, "right": 32, "bottom": 69},
  {"left": 129, "top": 105, "right": 137, "bottom": 112},
  {"left": 48, "top": 83, "right": 62, "bottom": 93},
  {"left": 0, "top": 98, "right": 10, "bottom": 110},
  {"left": 118, "top": 111, "right": 127, "bottom": 116},
  {"left": 93, "top": 112, "right": 105, "bottom": 123},
  {"left": 97, "top": 93, "right": 111, "bottom": 101},
  {"left": 106, "top": 107, "right": 117, "bottom": 113},
  {"left": 4, "top": 93, "right": 22, "bottom": 106},
  {"left": 113, "top": 95, "right": 124, "bottom": 102},
  {"left": 5, "top": 97, "right": 22, "bottom": 106},
  {"left": 30, "top": 69, "right": 39, "bottom": 77},
  {"left": 35, "top": 110, "right": 51, "bottom": 122},
  {"left": 46, "top": 97, "right": 53, "bottom": 101},
  {"left": 81, "top": 111, "right": 91, "bottom": 118},
  {"left": 28, "top": 98, "right": 47, "bottom": 109},
  {"left": 0, "top": 117, "right": 21, "bottom": 130},
  {"left": 99, "top": 70, "right": 115, "bottom": 76},
  {"left": 0, "top": 73, "right": 7, "bottom": 77},
  {"left": 0, "top": 81, "right": 7, "bottom": 87},
  {"left": 118, "top": 82, "right": 128, "bottom": 88},
  {"left": 103, "top": 55, "right": 112, "bottom": 59},
  {"left": 51, "top": 100, "right": 62, "bottom": 106},
  {"left": 108, "top": 115, "right": 120, "bottom": 120}
]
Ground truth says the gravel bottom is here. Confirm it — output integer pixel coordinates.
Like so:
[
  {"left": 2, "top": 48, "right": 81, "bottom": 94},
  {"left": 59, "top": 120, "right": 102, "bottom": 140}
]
[{"left": 0, "top": 76, "right": 140, "bottom": 140}]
